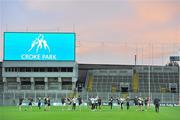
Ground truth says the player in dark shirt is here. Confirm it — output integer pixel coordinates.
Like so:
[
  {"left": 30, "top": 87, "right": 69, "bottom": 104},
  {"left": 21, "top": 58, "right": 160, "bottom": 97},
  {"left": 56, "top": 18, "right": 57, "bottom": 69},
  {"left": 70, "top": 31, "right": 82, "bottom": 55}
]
[
  {"left": 154, "top": 98, "right": 160, "bottom": 112},
  {"left": 44, "top": 97, "right": 47, "bottom": 111},
  {"left": 134, "top": 96, "right": 138, "bottom": 111},
  {"left": 61, "top": 96, "right": 66, "bottom": 111},
  {"left": 78, "top": 96, "right": 82, "bottom": 106},
  {"left": 97, "top": 97, "right": 102, "bottom": 110},
  {"left": 19, "top": 97, "right": 24, "bottom": 111},
  {"left": 78, "top": 96, "right": 83, "bottom": 111},
  {"left": 28, "top": 97, "right": 33, "bottom": 110},
  {"left": 38, "top": 97, "right": 41, "bottom": 110},
  {"left": 109, "top": 97, "right": 113, "bottom": 109},
  {"left": 126, "top": 97, "right": 130, "bottom": 110}
]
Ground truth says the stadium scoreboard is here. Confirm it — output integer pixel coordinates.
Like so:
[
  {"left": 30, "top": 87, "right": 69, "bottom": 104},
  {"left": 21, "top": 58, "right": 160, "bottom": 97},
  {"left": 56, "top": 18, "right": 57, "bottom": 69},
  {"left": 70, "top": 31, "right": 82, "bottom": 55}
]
[{"left": 4, "top": 32, "right": 76, "bottom": 61}]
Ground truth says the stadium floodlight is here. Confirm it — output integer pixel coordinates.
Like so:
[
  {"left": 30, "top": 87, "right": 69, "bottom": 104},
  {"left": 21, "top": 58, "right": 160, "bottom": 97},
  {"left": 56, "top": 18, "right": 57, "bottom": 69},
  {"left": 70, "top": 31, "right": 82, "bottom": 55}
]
[
  {"left": 148, "top": 66, "right": 151, "bottom": 104},
  {"left": 179, "top": 49, "right": 180, "bottom": 106},
  {"left": 169, "top": 50, "right": 180, "bottom": 105}
]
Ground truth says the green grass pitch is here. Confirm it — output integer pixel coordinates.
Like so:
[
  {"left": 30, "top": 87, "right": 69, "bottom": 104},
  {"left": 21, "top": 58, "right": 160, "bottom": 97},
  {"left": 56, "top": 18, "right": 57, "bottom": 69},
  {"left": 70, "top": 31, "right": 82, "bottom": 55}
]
[{"left": 0, "top": 106, "right": 180, "bottom": 120}]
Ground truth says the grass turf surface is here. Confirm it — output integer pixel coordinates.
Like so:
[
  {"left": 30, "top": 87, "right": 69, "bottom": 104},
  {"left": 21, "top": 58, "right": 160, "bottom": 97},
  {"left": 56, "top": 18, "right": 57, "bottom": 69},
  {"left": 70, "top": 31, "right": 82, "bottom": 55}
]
[{"left": 0, "top": 106, "right": 180, "bottom": 120}]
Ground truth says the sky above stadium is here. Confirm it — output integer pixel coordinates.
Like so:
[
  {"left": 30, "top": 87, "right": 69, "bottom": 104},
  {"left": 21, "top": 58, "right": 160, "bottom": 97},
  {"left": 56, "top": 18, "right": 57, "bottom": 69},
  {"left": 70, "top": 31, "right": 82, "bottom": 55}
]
[{"left": 0, "top": 0, "right": 180, "bottom": 65}]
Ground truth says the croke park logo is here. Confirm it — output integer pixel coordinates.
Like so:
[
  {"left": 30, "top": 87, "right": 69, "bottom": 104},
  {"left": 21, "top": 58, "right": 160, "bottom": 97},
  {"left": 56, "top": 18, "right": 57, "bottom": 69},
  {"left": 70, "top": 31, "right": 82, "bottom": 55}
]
[
  {"left": 28, "top": 34, "right": 50, "bottom": 53},
  {"left": 20, "top": 34, "right": 56, "bottom": 60}
]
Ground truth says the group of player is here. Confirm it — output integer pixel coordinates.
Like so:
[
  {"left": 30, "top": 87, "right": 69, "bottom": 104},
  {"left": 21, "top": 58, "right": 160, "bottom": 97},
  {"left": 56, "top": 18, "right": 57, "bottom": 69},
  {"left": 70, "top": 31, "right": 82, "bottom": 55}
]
[
  {"left": 107, "top": 96, "right": 150, "bottom": 111},
  {"left": 18, "top": 96, "right": 83, "bottom": 111},
  {"left": 18, "top": 95, "right": 160, "bottom": 112},
  {"left": 61, "top": 96, "right": 83, "bottom": 111},
  {"left": 18, "top": 96, "right": 51, "bottom": 111},
  {"left": 88, "top": 96, "right": 102, "bottom": 111},
  {"left": 108, "top": 96, "right": 160, "bottom": 112}
]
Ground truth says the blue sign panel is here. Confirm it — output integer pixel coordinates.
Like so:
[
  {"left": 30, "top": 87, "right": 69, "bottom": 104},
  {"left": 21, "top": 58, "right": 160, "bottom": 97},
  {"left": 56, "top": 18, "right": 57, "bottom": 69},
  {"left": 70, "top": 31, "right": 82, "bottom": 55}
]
[{"left": 4, "top": 32, "right": 75, "bottom": 61}]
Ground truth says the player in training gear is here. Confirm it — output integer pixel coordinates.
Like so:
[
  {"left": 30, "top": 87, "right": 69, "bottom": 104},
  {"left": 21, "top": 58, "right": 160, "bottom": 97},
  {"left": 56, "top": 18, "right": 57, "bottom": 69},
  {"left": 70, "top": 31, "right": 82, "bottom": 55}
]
[
  {"left": 77, "top": 96, "right": 83, "bottom": 111},
  {"left": 134, "top": 96, "right": 138, "bottom": 111},
  {"left": 61, "top": 96, "right": 66, "bottom": 111},
  {"left": 44, "top": 97, "right": 47, "bottom": 111},
  {"left": 28, "top": 97, "right": 33, "bottom": 111},
  {"left": 94, "top": 96, "right": 98, "bottom": 110},
  {"left": 38, "top": 97, "right": 41, "bottom": 110},
  {"left": 47, "top": 96, "right": 51, "bottom": 111},
  {"left": 119, "top": 97, "right": 125, "bottom": 110},
  {"left": 144, "top": 97, "right": 149, "bottom": 111},
  {"left": 109, "top": 97, "right": 113, "bottom": 109},
  {"left": 66, "top": 97, "right": 72, "bottom": 110},
  {"left": 72, "top": 96, "right": 77, "bottom": 111},
  {"left": 138, "top": 97, "right": 144, "bottom": 111},
  {"left": 126, "top": 97, "right": 130, "bottom": 110},
  {"left": 97, "top": 97, "right": 102, "bottom": 110},
  {"left": 18, "top": 97, "right": 24, "bottom": 111},
  {"left": 154, "top": 98, "right": 160, "bottom": 112},
  {"left": 90, "top": 96, "right": 95, "bottom": 111}
]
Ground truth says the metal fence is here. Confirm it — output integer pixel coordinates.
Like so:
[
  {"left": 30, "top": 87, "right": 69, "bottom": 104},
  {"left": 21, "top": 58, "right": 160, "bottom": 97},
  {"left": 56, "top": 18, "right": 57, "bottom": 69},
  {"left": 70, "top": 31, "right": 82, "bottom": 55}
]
[{"left": 0, "top": 91, "right": 179, "bottom": 106}]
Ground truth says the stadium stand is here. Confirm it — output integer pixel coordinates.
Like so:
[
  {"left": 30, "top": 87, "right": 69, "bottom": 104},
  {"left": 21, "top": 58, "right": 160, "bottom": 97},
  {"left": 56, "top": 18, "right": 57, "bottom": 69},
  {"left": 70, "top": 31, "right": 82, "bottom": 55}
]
[{"left": 0, "top": 63, "right": 179, "bottom": 105}]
